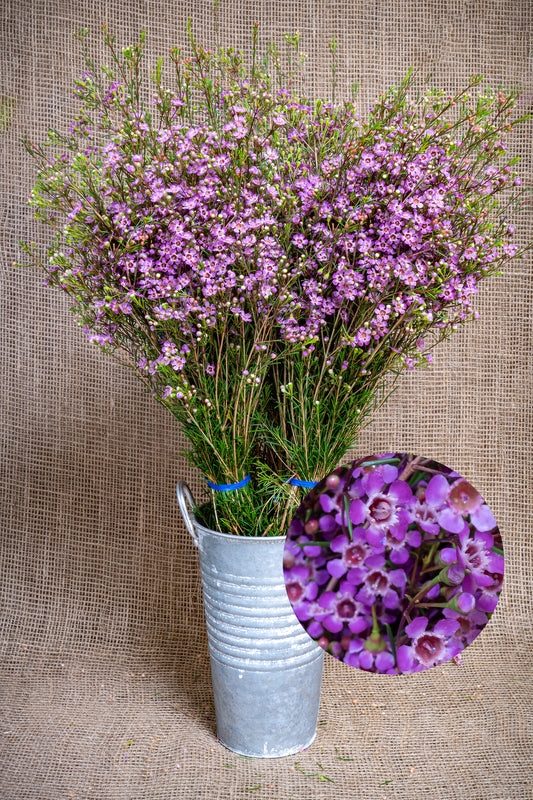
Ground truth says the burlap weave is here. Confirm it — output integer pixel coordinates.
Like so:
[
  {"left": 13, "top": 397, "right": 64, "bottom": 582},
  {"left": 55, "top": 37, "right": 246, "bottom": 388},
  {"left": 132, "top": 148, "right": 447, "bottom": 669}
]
[{"left": 1, "top": 1, "right": 532, "bottom": 798}]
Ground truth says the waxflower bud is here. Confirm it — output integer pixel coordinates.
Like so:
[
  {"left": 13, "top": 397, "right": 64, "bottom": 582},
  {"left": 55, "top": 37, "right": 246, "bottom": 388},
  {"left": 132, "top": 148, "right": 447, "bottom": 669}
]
[
  {"left": 447, "top": 592, "right": 476, "bottom": 614},
  {"left": 363, "top": 629, "right": 388, "bottom": 653}
]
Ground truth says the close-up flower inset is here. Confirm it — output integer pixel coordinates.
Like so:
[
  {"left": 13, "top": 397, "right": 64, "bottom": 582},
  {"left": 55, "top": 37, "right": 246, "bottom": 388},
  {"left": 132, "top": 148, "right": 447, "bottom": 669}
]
[{"left": 283, "top": 454, "right": 504, "bottom": 674}]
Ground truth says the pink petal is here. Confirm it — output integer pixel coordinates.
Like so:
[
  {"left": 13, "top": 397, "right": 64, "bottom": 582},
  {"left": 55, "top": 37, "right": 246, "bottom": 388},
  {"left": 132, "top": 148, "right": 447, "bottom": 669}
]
[
  {"left": 426, "top": 582, "right": 441, "bottom": 599},
  {"left": 326, "top": 559, "right": 347, "bottom": 579},
  {"left": 358, "top": 649, "right": 374, "bottom": 670},
  {"left": 365, "top": 553, "right": 386, "bottom": 569},
  {"left": 381, "top": 464, "right": 398, "bottom": 483},
  {"left": 348, "top": 499, "right": 365, "bottom": 525},
  {"left": 471, "top": 504, "right": 497, "bottom": 532},
  {"left": 292, "top": 564, "right": 310, "bottom": 580},
  {"left": 407, "top": 529, "right": 422, "bottom": 547},
  {"left": 383, "top": 589, "right": 399, "bottom": 609},
  {"left": 390, "top": 548, "right": 409, "bottom": 565},
  {"left": 389, "top": 479, "right": 413, "bottom": 504},
  {"left": 487, "top": 553, "right": 504, "bottom": 574},
  {"left": 348, "top": 616, "right": 368, "bottom": 634},
  {"left": 426, "top": 473, "right": 450, "bottom": 507},
  {"left": 438, "top": 507, "right": 466, "bottom": 534},
  {"left": 323, "top": 615, "right": 343, "bottom": 634},
  {"left": 405, "top": 616, "right": 428, "bottom": 638},
  {"left": 346, "top": 566, "right": 366, "bottom": 584},
  {"left": 307, "top": 621, "right": 323, "bottom": 638},
  {"left": 318, "top": 591, "right": 336, "bottom": 608},
  {"left": 457, "top": 524, "right": 471, "bottom": 546},
  {"left": 362, "top": 471, "right": 385, "bottom": 497},
  {"left": 440, "top": 547, "right": 457, "bottom": 564},
  {"left": 319, "top": 494, "right": 335, "bottom": 513},
  {"left": 346, "top": 636, "right": 365, "bottom": 653},
  {"left": 474, "top": 571, "right": 495, "bottom": 587},
  {"left": 366, "top": 528, "right": 385, "bottom": 548},
  {"left": 375, "top": 651, "right": 395, "bottom": 672},
  {"left": 343, "top": 651, "right": 360, "bottom": 667},
  {"left": 389, "top": 518, "right": 407, "bottom": 541},
  {"left": 476, "top": 594, "right": 498, "bottom": 613},
  {"left": 476, "top": 531, "right": 494, "bottom": 549},
  {"left": 390, "top": 569, "right": 407, "bottom": 589},
  {"left": 319, "top": 514, "right": 337, "bottom": 532},
  {"left": 418, "top": 520, "right": 440, "bottom": 535},
  {"left": 434, "top": 618, "right": 460, "bottom": 637},
  {"left": 397, "top": 644, "right": 417, "bottom": 673},
  {"left": 330, "top": 534, "right": 349, "bottom": 553}
]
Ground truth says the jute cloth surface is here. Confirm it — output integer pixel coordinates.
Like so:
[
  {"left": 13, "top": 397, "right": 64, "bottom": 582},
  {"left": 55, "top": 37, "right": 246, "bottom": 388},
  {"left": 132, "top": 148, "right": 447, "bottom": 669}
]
[{"left": 1, "top": 1, "right": 532, "bottom": 798}]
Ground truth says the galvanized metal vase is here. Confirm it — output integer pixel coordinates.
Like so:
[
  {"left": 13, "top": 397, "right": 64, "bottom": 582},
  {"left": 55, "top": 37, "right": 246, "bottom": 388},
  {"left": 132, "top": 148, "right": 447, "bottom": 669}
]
[{"left": 176, "top": 481, "right": 325, "bottom": 758}]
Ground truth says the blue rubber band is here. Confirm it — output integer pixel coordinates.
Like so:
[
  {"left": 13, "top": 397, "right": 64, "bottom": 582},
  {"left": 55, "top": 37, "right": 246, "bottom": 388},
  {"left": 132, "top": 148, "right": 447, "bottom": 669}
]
[
  {"left": 286, "top": 478, "right": 318, "bottom": 489},
  {"left": 205, "top": 474, "right": 251, "bottom": 492}
]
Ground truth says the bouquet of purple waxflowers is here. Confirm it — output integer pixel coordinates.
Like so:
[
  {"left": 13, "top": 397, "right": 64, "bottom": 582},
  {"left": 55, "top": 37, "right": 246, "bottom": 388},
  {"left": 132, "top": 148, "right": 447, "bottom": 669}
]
[
  {"left": 19, "top": 23, "right": 531, "bottom": 536},
  {"left": 283, "top": 454, "right": 504, "bottom": 673}
]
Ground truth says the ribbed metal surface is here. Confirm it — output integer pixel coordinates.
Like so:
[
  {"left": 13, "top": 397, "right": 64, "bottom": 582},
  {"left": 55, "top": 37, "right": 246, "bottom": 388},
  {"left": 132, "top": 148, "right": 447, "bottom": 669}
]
[
  {"left": 201, "top": 562, "right": 322, "bottom": 669},
  {"left": 177, "top": 487, "right": 324, "bottom": 758}
]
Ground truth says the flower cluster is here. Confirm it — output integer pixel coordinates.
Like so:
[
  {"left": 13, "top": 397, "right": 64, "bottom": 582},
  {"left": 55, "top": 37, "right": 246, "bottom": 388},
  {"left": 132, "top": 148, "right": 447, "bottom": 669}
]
[
  {"left": 283, "top": 454, "right": 503, "bottom": 673},
  {"left": 20, "top": 25, "right": 531, "bottom": 535}
]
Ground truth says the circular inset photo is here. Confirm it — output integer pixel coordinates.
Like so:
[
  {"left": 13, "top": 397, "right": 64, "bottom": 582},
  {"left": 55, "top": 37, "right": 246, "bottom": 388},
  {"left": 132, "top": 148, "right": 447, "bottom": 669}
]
[{"left": 283, "top": 453, "right": 504, "bottom": 674}]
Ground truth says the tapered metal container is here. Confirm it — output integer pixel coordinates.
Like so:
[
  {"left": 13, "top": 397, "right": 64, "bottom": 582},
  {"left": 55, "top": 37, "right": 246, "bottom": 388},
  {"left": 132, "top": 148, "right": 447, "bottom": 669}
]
[{"left": 177, "top": 481, "right": 324, "bottom": 758}]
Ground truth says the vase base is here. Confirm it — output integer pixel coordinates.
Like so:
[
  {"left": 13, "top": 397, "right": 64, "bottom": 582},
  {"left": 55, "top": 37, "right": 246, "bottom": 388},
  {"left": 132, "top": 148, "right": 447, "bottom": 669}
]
[{"left": 216, "top": 730, "right": 317, "bottom": 759}]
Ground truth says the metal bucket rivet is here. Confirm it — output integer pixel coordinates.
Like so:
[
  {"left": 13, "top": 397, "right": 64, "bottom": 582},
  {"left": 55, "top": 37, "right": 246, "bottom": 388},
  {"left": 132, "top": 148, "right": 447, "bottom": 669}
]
[{"left": 177, "top": 481, "right": 325, "bottom": 758}]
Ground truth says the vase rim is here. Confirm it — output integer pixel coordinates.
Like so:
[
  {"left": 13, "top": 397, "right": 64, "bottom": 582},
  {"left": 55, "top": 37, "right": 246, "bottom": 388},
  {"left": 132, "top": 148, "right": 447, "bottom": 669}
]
[{"left": 191, "top": 515, "right": 287, "bottom": 542}]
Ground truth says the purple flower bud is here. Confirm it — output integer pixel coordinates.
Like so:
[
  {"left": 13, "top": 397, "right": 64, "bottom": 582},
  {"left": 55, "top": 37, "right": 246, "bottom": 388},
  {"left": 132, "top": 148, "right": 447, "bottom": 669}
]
[
  {"left": 455, "top": 592, "right": 476, "bottom": 614},
  {"left": 439, "top": 563, "right": 466, "bottom": 586}
]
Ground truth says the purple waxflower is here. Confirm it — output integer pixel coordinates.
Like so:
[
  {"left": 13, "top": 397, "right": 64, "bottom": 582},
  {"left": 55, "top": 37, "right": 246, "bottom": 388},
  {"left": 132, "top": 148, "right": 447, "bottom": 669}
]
[
  {"left": 284, "top": 563, "right": 319, "bottom": 616},
  {"left": 397, "top": 616, "right": 462, "bottom": 673},
  {"left": 355, "top": 554, "right": 407, "bottom": 609},
  {"left": 443, "top": 608, "right": 489, "bottom": 646},
  {"left": 425, "top": 474, "right": 496, "bottom": 534},
  {"left": 448, "top": 479, "right": 497, "bottom": 531},
  {"left": 291, "top": 233, "right": 308, "bottom": 248},
  {"left": 409, "top": 478, "right": 444, "bottom": 535},
  {"left": 348, "top": 472, "right": 413, "bottom": 546},
  {"left": 344, "top": 638, "right": 396, "bottom": 673},
  {"left": 326, "top": 529, "right": 371, "bottom": 581},
  {"left": 284, "top": 454, "right": 503, "bottom": 674},
  {"left": 384, "top": 525, "right": 422, "bottom": 565},
  {"left": 316, "top": 590, "right": 368, "bottom": 634},
  {"left": 458, "top": 529, "right": 502, "bottom": 579},
  {"left": 357, "top": 455, "right": 399, "bottom": 485},
  {"left": 359, "top": 152, "right": 377, "bottom": 170},
  {"left": 472, "top": 571, "right": 504, "bottom": 613},
  {"left": 25, "top": 18, "right": 525, "bottom": 561},
  {"left": 439, "top": 528, "right": 503, "bottom": 591}
]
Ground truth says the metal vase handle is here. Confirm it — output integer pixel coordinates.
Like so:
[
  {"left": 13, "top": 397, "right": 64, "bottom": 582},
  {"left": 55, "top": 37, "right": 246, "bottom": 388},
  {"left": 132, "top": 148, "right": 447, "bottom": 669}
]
[{"left": 176, "top": 481, "right": 200, "bottom": 549}]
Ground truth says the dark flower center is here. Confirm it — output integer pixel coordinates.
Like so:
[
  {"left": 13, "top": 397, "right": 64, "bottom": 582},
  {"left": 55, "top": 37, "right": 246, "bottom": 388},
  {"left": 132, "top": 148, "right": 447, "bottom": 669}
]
[
  {"left": 459, "top": 618, "right": 472, "bottom": 635},
  {"left": 487, "top": 572, "right": 503, "bottom": 592},
  {"left": 369, "top": 495, "right": 393, "bottom": 523},
  {"left": 464, "top": 540, "right": 483, "bottom": 568},
  {"left": 366, "top": 570, "right": 389, "bottom": 594},
  {"left": 414, "top": 633, "right": 444, "bottom": 665},
  {"left": 286, "top": 582, "right": 304, "bottom": 603},
  {"left": 336, "top": 598, "right": 357, "bottom": 619},
  {"left": 345, "top": 543, "right": 366, "bottom": 567},
  {"left": 414, "top": 503, "right": 437, "bottom": 524}
]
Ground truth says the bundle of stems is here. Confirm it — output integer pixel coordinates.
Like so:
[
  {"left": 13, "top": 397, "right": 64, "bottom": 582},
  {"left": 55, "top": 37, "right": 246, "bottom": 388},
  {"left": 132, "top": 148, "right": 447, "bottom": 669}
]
[{"left": 19, "top": 24, "right": 531, "bottom": 535}]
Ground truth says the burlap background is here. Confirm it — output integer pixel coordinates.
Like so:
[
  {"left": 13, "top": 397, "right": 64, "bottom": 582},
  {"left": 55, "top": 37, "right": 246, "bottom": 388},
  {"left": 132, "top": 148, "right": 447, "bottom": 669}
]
[{"left": 1, "top": 1, "right": 532, "bottom": 798}]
